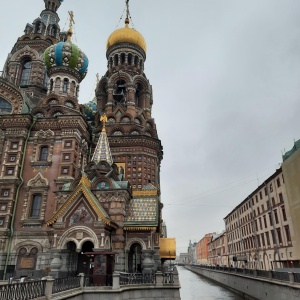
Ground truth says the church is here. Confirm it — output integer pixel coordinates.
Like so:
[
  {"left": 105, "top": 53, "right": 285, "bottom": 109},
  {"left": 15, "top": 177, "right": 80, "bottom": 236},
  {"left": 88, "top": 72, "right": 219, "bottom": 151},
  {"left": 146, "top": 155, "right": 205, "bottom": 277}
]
[{"left": 0, "top": 0, "right": 174, "bottom": 280}]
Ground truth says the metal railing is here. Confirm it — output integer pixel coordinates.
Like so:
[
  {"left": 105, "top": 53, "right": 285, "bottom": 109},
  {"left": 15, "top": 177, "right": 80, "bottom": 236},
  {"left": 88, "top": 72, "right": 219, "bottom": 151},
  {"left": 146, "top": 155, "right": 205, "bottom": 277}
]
[
  {"left": 256, "top": 270, "right": 269, "bottom": 278},
  {"left": 119, "top": 272, "right": 156, "bottom": 285},
  {"left": 84, "top": 274, "right": 112, "bottom": 287},
  {"left": 294, "top": 272, "right": 300, "bottom": 283},
  {"left": 162, "top": 272, "right": 174, "bottom": 284},
  {"left": 0, "top": 280, "right": 45, "bottom": 300},
  {"left": 272, "top": 271, "right": 289, "bottom": 282},
  {"left": 190, "top": 264, "right": 300, "bottom": 283},
  {"left": 52, "top": 277, "right": 80, "bottom": 294}
]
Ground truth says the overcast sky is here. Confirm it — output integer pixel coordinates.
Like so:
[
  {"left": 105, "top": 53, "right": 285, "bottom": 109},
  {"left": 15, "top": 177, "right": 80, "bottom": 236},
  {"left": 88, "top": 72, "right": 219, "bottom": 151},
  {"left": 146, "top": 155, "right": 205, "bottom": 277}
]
[{"left": 1, "top": 0, "right": 300, "bottom": 254}]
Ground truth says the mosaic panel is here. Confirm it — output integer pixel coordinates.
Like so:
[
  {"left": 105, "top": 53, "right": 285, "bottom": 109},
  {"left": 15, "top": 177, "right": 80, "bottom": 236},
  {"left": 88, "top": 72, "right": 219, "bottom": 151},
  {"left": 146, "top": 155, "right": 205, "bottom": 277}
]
[{"left": 126, "top": 197, "right": 157, "bottom": 222}]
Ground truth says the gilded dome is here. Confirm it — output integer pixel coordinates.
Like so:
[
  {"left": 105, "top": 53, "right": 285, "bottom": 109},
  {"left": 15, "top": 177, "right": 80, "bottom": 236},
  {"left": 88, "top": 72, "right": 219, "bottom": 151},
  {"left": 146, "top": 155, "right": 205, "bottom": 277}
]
[{"left": 107, "top": 21, "right": 146, "bottom": 53}]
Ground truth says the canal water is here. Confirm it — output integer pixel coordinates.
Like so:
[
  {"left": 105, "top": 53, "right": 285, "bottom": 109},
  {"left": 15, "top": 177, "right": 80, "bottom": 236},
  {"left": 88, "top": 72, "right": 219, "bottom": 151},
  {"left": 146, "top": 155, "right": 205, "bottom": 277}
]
[{"left": 178, "top": 266, "right": 244, "bottom": 300}]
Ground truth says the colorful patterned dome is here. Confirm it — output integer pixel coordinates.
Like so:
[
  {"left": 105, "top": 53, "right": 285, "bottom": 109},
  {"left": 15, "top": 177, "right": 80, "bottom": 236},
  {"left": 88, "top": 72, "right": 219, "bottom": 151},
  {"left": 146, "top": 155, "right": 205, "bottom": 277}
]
[
  {"left": 44, "top": 40, "right": 89, "bottom": 81},
  {"left": 83, "top": 98, "right": 97, "bottom": 121}
]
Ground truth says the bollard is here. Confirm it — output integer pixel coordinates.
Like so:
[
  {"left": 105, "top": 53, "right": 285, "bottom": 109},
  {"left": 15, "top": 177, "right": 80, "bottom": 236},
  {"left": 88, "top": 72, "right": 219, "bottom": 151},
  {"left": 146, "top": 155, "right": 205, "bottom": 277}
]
[
  {"left": 288, "top": 272, "right": 295, "bottom": 284},
  {"left": 78, "top": 273, "right": 85, "bottom": 288}
]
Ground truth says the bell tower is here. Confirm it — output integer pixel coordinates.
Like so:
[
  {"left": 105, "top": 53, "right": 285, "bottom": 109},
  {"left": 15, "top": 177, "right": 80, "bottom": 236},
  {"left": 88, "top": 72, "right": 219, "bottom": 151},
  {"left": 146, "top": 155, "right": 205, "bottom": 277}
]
[
  {"left": 2, "top": 0, "right": 64, "bottom": 107},
  {"left": 96, "top": 0, "right": 163, "bottom": 192}
]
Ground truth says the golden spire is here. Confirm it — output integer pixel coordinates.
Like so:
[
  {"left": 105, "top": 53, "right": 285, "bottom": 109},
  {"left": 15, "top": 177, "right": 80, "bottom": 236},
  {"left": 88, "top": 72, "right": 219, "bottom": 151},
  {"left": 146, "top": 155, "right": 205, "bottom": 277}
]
[
  {"left": 100, "top": 113, "right": 108, "bottom": 132},
  {"left": 67, "top": 11, "right": 75, "bottom": 41}
]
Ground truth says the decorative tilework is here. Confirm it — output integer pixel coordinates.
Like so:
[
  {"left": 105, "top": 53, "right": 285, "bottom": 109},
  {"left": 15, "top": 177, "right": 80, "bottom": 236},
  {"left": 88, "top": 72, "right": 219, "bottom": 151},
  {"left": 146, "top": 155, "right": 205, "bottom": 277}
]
[{"left": 126, "top": 197, "right": 157, "bottom": 222}]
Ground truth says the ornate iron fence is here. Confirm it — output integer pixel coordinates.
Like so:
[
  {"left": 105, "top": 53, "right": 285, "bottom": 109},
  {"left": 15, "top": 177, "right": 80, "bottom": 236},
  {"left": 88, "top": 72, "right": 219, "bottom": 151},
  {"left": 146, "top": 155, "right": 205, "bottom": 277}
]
[
  {"left": 256, "top": 270, "right": 269, "bottom": 278},
  {"left": 294, "top": 272, "right": 300, "bottom": 283},
  {"left": 0, "top": 280, "right": 45, "bottom": 300},
  {"left": 119, "top": 272, "right": 156, "bottom": 285},
  {"left": 84, "top": 275, "right": 112, "bottom": 287},
  {"left": 272, "top": 271, "right": 290, "bottom": 281},
  {"left": 52, "top": 277, "right": 80, "bottom": 294}
]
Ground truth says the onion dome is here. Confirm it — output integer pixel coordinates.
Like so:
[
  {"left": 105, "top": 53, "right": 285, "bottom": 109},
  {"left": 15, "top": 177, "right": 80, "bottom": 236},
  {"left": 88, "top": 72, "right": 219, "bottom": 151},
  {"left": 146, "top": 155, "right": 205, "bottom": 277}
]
[
  {"left": 44, "top": 33, "right": 89, "bottom": 81},
  {"left": 107, "top": 18, "right": 146, "bottom": 53},
  {"left": 83, "top": 97, "right": 97, "bottom": 121}
]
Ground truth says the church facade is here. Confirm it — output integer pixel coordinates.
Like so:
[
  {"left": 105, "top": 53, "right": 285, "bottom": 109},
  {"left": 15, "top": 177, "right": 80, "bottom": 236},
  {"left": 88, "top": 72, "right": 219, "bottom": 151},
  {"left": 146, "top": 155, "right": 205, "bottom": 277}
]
[{"left": 0, "top": 0, "right": 165, "bottom": 279}]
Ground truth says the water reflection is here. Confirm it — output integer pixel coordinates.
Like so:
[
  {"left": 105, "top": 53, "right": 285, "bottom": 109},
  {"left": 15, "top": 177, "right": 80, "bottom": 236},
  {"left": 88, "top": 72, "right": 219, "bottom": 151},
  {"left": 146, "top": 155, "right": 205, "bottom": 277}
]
[{"left": 178, "top": 266, "right": 244, "bottom": 300}]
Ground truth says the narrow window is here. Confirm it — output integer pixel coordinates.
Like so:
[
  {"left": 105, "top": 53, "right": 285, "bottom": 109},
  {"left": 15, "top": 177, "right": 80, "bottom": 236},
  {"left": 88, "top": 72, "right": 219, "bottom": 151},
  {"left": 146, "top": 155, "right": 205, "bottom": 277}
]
[
  {"left": 63, "top": 79, "right": 68, "bottom": 93},
  {"left": 20, "top": 60, "right": 32, "bottom": 86},
  {"left": 31, "top": 194, "right": 42, "bottom": 218},
  {"left": 39, "top": 146, "right": 48, "bottom": 161},
  {"left": 285, "top": 226, "right": 291, "bottom": 243}
]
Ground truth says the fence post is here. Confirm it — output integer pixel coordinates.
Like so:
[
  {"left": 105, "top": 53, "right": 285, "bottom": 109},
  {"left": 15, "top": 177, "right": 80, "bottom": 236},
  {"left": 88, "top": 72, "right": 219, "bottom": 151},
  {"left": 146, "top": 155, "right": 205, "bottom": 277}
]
[
  {"left": 156, "top": 271, "right": 163, "bottom": 287},
  {"left": 112, "top": 272, "right": 120, "bottom": 290},
  {"left": 44, "top": 276, "right": 54, "bottom": 300},
  {"left": 173, "top": 267, "right": 179, "bottom": 286},
  {"left": 253, "top": 269, "right": 257, "bottom": 277},
  {"left": 288, "top": 272, "right": 295, "bottom": 284},
  {"left": 78, "top": 273, "right": 85, "bottom": 288}
]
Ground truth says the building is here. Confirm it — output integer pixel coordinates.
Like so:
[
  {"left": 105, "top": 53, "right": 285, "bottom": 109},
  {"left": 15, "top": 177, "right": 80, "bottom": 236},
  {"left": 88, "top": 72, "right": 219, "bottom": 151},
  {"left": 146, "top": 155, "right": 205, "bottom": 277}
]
[
  {"left": 224, "top": 163, "right": 296, "bottom": 270},
  {"left": 207, "top": 231, "right": 228, "bottom": 266},
  {"left": 0, "top": 0, "right": 166, "bottom": 279},
  {"left": 187, "top": 240, "right": 197, "bottom": 264},
  {"left": 196, "top": 232, "right": 215, "bottom": 265}
]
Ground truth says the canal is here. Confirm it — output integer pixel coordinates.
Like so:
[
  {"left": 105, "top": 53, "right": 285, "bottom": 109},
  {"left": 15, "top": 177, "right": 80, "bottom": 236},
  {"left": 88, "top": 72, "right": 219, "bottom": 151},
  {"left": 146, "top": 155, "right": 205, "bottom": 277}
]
[{"left": 178, "top": 266, "right": 244, "bottom": 300}]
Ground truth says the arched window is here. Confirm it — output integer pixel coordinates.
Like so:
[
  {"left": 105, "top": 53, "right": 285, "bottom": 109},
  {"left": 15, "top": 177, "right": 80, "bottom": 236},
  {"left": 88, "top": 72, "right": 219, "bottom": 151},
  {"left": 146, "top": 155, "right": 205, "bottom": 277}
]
[
  {"left": 20, "top": 60, "right": 32, "bottom": 86},
  {"left": 39, "top": 146, "right": 48, "bottom": 161},
  {"left": 0, "top": 98, "right": 12, "bottom": 114},
  {"left": 30, "top": 194, "right": 42, "bottom": 218},
  {"left": 121, "top": 53, "right": 126, "bottom": 65},
  {"left": 63, "top": 79, "right": 68, "bottom": 93},
  {"left": 134, "top": 56, "right": 139, "bottom": 67},
  {"left": 128, "top": 53, "right": 132, "bottom": 65},
  {"left": 114, "top": 54, "right": 118, "bottom": 66}
]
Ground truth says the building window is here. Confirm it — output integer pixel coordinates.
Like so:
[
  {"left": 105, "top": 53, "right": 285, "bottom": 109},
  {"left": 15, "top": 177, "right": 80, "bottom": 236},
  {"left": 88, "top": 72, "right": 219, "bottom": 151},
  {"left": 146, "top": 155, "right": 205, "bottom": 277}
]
[
  {"left": 63, "top": 79, "right": 68, "bottom": 93},
  {"left": 61, "top": 167, "right": 69, "bottom": 175},
  {"left": 285, "top": 226, "right": 291, "bottom": 243},
  {"left": 30, "top": 194, "right": 42, "bottom": 218},
  {"left": 269, "top": 183, "right": 273, "bottom": 192},
  {"left": 265, "top": 231, "right": 270, "bottom": 246},
  {"left": 271, "top": 230, "right": 276, "bottom": 245},
  {"left": 259, "top": 191, "right": 262, "bottom": 199},
  {"left": 279, "top": 193, "right": 284, "bottom": 203},
  {"left": 6, "top": 167, "right": 14, "bottom": 175},
  {"left": 0, "top": 205, "right": 6, "bottom": 211},
  {"left": 281, "top": 206, "right": 287, "bottom": 221},
  {"left": 263, "top": 215, "right": 267, "bottom": 228},
  {"left": 259, "top": 218, "right": 262, "bottom": 230},
  {"left": 9, "top": 155, "right": 16, "bottom": 162},
  {"left": 0, "top": 98, "right": 12, "bottom": 114},
  {"left": 65, "top": 141, "right": 72, "bottom": 148},
  {"left": 276, "top": 228, "right": 283, "bottom": 244},
  {"left": 277, "top": 178, "right": 281, "bottom": 187},
  {"left": 20, "top": 60, "right": 32, "bottom": 85},
  {"left": 274, "top": 209, "right": 279, "bottom": 224},
  {"left": 1, "top": 189, "right": 9, "bottom": 197},
  {"left": 63, "top": 154, "right": 71, "bottom": 161},
  {"left": 11, "top": 142, "right": 18, "bottom": 150},
  {"left": 0, "top": 217, "right": 4, "bottom": 226},
  {"left": 268, "top": 213, "right": 273, "bottom": 226},
  {"left": 39, "top": 146, "right": 48, "bottom": 161}
]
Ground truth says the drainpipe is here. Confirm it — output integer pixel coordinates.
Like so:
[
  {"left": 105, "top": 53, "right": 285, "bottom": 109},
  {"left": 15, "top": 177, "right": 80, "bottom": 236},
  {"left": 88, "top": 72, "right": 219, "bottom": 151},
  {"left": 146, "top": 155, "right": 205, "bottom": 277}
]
[{"left": 3, "top": 115, "right": 37, "bottom": 279}]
